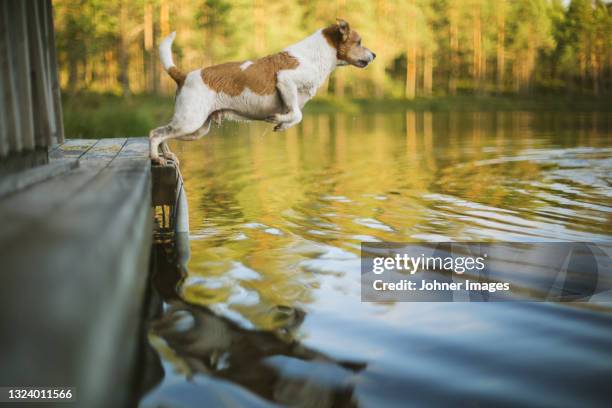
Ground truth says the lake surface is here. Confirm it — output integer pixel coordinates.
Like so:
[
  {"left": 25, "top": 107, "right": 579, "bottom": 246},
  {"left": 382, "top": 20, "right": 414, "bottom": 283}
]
[{"left": 140, "top": 111, "right": 612, "bottom": 407}]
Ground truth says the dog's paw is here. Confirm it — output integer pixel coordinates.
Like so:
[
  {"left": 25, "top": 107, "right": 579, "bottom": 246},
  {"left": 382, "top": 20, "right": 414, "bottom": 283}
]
[
  {"left": 274, "top": 122, "right": 291, "bottom": 132},
  {"left": 151, "top": 156, "right": 167, "bottom": 166}
]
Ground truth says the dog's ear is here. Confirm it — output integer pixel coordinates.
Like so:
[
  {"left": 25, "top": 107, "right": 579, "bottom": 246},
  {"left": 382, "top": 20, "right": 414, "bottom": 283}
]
[{"left": 336, "top": 18, "right": 350, "bottom": 42}]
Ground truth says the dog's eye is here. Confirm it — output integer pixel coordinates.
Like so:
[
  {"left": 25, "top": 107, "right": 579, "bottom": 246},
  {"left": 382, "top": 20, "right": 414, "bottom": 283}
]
[{"left": 357, "top": 40, "right": 361, "bottom": 46}]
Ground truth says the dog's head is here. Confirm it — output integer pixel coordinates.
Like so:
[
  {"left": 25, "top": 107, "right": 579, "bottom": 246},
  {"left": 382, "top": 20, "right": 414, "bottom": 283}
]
[{"left": 323, "top": 19, "right": 376, "bottom": 68}]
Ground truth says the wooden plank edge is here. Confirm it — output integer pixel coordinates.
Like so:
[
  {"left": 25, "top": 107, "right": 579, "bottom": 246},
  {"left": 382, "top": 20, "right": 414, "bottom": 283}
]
[{"left": 0, "top": 158, "right": 79, "bottom": 198}]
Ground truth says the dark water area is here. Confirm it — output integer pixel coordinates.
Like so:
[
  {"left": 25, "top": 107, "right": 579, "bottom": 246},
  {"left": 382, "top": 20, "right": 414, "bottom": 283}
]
[{"left": 139, "top": 111, "right": 612, "bottom": 407}]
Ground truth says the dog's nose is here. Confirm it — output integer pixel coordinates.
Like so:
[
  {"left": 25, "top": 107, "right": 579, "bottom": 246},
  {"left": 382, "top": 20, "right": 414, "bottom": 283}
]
[{"left": 372, "top": 52, "right": 377, "bottom": 60}]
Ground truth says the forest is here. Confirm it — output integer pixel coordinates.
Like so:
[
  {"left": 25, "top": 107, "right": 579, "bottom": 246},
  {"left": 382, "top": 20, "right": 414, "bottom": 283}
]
[{"left": 53, "top": 0, "right": 612, "bottom": 99}]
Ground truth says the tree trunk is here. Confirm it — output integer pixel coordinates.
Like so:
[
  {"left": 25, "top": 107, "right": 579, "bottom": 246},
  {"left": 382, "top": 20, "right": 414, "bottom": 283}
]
[
  {"left": 449, "top": 10, "right": 458, "bottom": 95},
  {"left": 160, "top": 0, "right": 169, "bottom": 37},
  {"left": 525, "top": 44, "right": 535, "bottom": 93},
  {"left": 335, "top": 0, "right": 346, "bottom": 98},
  {"left": 513, "top": 60, "right": 520, "bottom": 93},
  {"left": 481, "top": 47, "right": 487, "bottom": 95},
  {"left": 144, "top": 1, "right": 156, "bottom": 93},
  {"left": 578, "top": 48, "right": 586, "bottom": 93},
  {"left": 67, "top": 54, "right": 78, "bottom": 95},
  {"left": 159, "top": 0, "right": 170, "bottom": 93},
  {"left": 602, "top": 47, "right": 612, "bottom": 93},
  {"left": 118, "top": 0, "right": 130, "bottom": 96},
  {"left": 335, "top": 74, "right": 345, "bottom": 98},
  {"left": 590, "top": 51, "right": 599, "bottom": 96},
  {"left": 254, "top": 0, "right": 266, "bottom": 55},
  {"left": 473, "top": 7, "right": 482, "bottom": 93},
  {"left": 423, "top": 49, "right": 432, "bottom": 96},
  {"left": 496, "top": 2, "right": 505, "bottom": 94},
  {"left": 406, "top": 45, "right": 417, "bottom": 99}
]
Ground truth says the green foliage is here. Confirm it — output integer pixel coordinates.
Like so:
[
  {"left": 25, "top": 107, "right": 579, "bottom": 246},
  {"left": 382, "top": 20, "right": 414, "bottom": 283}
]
[
  {"left": 53, "top": 0, "right": 612, "bottom": 98},
  {"left": 62, "top": 93, "right": 173, "bottom": 138}
]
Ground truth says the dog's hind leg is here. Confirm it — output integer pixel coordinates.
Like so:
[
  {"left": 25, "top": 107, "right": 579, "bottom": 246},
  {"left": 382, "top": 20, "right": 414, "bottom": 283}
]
[
  {"left": 159, "top": 120, "right": 210, "bottom": 163},
  {"left": 151, "top": 108, "right": 208, "bottom": 165},
  {"left": 154, "top": 112, "right": 214, "bottom": 165},
  {"left": 153, "top": 77, "right": 211, "bottom": 164},
  {"left": 155, "top": 118, "right": 212, "bottom": 164},
  {"left": 150, "top": 121, "right": 203, "bottom": 165},
  {"left": 160, "top": 116, "right": 214, "bottom": 162},
  {"left": 150, "top": 124, "right": 175, "bottom": 165}
]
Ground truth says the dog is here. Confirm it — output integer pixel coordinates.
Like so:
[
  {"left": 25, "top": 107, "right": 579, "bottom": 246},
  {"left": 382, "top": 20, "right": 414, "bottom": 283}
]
[{"left": 150, "top": 19, "right": 375, "bottom": 165}]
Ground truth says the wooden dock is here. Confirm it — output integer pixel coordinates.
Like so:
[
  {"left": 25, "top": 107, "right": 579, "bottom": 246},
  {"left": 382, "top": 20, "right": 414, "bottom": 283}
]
[
  {"left": 0, "top": 2, "right": 186, "bottom": 406},
  {"left": 0, "top": 138, "right": 153, "bottom": 407}
]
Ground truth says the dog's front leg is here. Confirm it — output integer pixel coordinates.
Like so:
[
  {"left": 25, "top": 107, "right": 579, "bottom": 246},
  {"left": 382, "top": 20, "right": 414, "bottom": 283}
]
[{"left": 268, "top": 76, "right": 302, "bottom": 132}]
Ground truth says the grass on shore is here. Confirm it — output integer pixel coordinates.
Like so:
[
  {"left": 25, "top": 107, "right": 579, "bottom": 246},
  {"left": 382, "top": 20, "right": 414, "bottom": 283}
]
[{"left": 62, "top": 92, "right": 612, "bottom": 139}]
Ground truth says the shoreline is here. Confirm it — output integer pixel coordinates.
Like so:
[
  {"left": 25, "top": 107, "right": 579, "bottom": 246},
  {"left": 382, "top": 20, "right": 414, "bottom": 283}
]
[
  {"left": 305, "top": 94, "right": 612, "bottom": 114},
  {"left": 61, "top": 92, "right": 612, "bottom": 139}
]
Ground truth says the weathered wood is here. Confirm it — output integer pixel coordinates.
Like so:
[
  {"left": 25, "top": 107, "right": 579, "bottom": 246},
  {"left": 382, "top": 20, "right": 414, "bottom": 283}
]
[
  {"left": 1, "top": 0, "right": 22, "bottom": 153},
  {"left": 0, "top": 139, "right": 125, "bottom": 246},
  {"left": 0, "top": 0, "right": 63, "bottom": 164},
  {"left": 27, "top": 0, "right": 54, "bottom": 148},
  {"left": 47, "top": 142, "right": 64, "bottom": 154},
  {"left": 0, "top": 17, "right": 8, "bottom": 158},
  {"left": 48, "top": 138, "right": 98, "bottom": 161},
  {"left": 38, "top": 0, "right": 60, "bottom": 145},
  {"left": 0, "top": 147, "right": 48, "bottom": 175},
  {"left": 0, "top": 138, "right": 152, "bottom": 408},
  {"left": 45, "top": 0, "right": 64, "bottom": 145},
  {"left": 0, "top": 159, "right": 77, "bottom": 198},
  {"left": 152, "top": 163, "right": 179, "bottom": 206},
  {"left": 7, "top": 0, "right": 35, "bottom": 150}
]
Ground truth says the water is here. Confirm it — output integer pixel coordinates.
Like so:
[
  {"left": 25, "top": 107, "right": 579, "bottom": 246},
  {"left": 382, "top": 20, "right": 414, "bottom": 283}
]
[{"left": 140, "top": 111, "right": 612, "bottom": 407}]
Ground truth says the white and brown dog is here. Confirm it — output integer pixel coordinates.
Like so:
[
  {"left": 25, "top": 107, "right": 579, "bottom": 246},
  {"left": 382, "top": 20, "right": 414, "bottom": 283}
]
[{"left": 150, "top": 19, "right": 375, "bottom": 164}]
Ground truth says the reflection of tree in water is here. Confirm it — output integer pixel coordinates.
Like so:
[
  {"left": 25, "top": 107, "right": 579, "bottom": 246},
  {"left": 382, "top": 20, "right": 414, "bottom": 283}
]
[
  {"left": 141, "top": 243, "right": 366, "bottom": 408},
  {"left": 177, "top": 125, "right": 322, "bottom": 328},
  {"left": 196, "top": 186, "right": 246, "bottom": 241}
]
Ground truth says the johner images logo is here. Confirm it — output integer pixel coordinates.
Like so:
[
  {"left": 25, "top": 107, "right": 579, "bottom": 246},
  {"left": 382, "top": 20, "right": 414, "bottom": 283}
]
[{"left": 361, "top": 242, "right": 612, "bottom": 302}]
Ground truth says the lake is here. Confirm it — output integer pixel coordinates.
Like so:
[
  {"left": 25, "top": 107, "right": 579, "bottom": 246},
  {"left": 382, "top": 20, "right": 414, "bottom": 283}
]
[{"left": 140, "top": 111, "right": 612, "bottom": 407}]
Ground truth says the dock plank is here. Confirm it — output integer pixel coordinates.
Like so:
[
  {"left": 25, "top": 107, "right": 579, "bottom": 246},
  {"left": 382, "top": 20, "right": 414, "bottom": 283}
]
[
  {"left": 48, "top": 137, "right": 97, "bottom": 161},
  {"left": 0, "top": 138, "right": 127, "bottom": 240},
  {"left": 0, "top": 159, "right": 77, "bottom": 198},
  {"left": 0, "top": 137, "right": 152, "bottom": 408}
]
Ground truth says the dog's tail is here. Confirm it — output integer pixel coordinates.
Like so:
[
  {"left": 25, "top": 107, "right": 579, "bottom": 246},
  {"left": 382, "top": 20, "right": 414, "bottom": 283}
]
[{"left": 159, "top": 32, "right": 186, "bottom": 87}]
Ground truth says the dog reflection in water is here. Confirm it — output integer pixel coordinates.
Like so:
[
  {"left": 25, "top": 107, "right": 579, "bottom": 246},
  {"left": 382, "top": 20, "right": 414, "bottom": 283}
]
[{"left": 144, "top": 245, "right": 366, "bottom": 407}]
